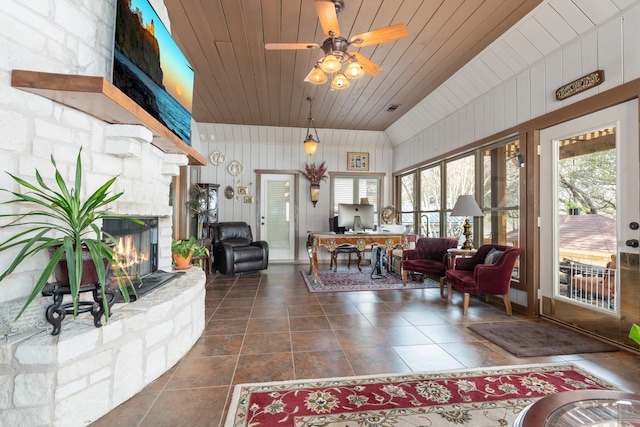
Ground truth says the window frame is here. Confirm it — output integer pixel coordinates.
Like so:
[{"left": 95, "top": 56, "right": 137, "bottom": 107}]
[{"left": 329, "top": 172, "right": 385, "bottom": 226}]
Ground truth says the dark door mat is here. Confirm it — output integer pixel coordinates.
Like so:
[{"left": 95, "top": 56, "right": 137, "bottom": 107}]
[{"left": 468, "top": 321, "right": 618, "bottom": 357}]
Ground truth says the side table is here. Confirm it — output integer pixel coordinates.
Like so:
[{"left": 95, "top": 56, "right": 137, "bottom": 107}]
[{"left": 446, "top": 248, "right": 477, "bottom": 269}]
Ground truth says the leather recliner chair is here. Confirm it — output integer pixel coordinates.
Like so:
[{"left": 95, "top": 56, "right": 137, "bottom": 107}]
[{"left": 212, "top": 222, "right": 269, "bottom": 274}]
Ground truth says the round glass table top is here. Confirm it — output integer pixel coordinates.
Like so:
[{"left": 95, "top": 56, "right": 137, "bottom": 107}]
[
  {"left": 547, "top": 397, "right": 640, "bottom": 426},
  {"left": 514, "top": 391, "right": 640, "bottom": 427}
]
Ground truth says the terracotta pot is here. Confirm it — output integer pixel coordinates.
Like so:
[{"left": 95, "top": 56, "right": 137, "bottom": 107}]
[{"left": 172, "top": 252, "right": 193, "bottom": 268}]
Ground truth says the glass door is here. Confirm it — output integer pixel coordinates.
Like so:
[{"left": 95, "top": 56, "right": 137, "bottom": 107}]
[
  {"left": 260, "top": 174, "right": 296, "bottom": 261},
  {"left": 539, "top": 100, "right": 640, "bottom": 349}
]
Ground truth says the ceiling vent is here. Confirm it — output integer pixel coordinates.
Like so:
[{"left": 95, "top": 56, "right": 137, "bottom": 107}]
[{"left": 386, "top": 103, "right": 401, "bottom": 112}]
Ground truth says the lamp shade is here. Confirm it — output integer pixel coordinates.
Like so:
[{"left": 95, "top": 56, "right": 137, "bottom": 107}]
[
  {"left": 304, "top": 138, "right": 318, "bottom": 155},
  {"left": 450, "top": 195, "right": 483, "bottom": 217},
  {"left": 305, "top": 66, "right": 328, "bottom": 84},
  {"left": 331, "top": 73, "right": 350, "bottom": 90},
  {"left": 303, "top": 97, "right": 320, "bottom": 155},
  {"left": 345, "top": 62, "right": 364, "bottom": 79},
  {"left": 320, "top": 54, "right": 341, "bottom": 73}
]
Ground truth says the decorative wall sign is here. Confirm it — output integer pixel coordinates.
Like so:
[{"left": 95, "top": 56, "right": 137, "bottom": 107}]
[
  {"left": 555, "top": 70, "right": 604, "bottom": 101},
  {"left": 237, "top": 186, "right": 248, "bottom": 195},
  {"left": 243, "top": 196, "right": 254, "bottom": 204},
  {"left": 347, "top": 152, "right": 369, "bottom": 171}
]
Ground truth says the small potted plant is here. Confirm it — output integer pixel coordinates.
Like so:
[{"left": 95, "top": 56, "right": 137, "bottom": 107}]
[
  {"left": 565, "top": 199, "right": 581, "bottom": 215},
  {"left": 171, "top": 236, "right": 208, "bottom": 270},
  {"left": 0, "top": 148, "right": 141, "bottom": 322}
]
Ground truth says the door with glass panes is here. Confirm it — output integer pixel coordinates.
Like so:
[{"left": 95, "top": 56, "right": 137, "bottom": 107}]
[
  {"left": 539, "top": 100, "right": 640, "bottom": 350},
  {"left": 260, "top": 174, "right": 295, "bottom": 261}
]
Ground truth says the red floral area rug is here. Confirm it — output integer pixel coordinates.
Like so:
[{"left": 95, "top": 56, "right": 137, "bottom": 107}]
[
  {"left": 301, "top": 268, "right": 439, "bottom": 293},
  {"left": 224, "top": 363, "right": 623, "bottom": 427}
]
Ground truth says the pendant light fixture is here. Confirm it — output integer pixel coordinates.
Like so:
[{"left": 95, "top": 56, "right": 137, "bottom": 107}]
[{"left": 303, "top": 97, "right": 321, "bottom": 155}]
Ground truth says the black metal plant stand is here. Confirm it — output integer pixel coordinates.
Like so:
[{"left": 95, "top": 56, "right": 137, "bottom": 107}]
[{"left": 42, "top": 283, "right": 115, "bottom": 335}]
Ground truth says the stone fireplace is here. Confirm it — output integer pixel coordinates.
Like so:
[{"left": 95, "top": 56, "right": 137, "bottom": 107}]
[
  {"left": 0, "top": 125, "right": 207, "bottom": 427},
  {"left": 0, "top": 1, "right": 207, "bottom": 426},
  {"left": 104, "top": 216, "right": 159, "bottom": 277}
]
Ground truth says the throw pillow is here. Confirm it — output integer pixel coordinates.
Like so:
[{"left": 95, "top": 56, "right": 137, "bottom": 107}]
[{"left": 484, "top": 248, "right": 504, "bottom": 264}]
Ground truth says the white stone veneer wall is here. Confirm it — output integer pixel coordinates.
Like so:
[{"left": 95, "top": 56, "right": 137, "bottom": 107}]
[
  {"left": 0, "top": 268, "right": 205, "bottom": 427},
  {"left": 0, "top": 1, "right": 206, "bottom": 425},
  {"left": 0, "top": 0, "right": 187, "bottom": 302}
]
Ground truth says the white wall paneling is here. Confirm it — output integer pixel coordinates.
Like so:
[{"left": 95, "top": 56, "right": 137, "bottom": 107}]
[
  {"left": 387, "top": 0, "right": 640, "bottom": 151},
  {"left": 197, "top": 123, "right": 393, "bottom": 261}
]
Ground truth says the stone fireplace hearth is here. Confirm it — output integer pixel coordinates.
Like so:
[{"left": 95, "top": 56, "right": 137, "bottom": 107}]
[{"left": 1, "top": 268, "right": 205, "bottom": 427}]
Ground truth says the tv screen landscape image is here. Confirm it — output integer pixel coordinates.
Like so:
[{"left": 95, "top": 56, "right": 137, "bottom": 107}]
[{"left": 113, "top": 0, "right": 194, "bottom": 145}]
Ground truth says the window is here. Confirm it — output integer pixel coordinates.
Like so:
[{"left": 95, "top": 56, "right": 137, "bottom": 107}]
[
  {"left": 395, "top": 138, "right": 521, "bottom": 257},
  {"left": 399, "top": 173, "right": 416, "bottom": 233},
  {"left": 445, "top": 154, "right": 476, "bottom": 240},
  {"left": 481, "top": 139, "right": 521, "bottom": 280},
  {"left": 331, "top": 174, "right": 383, "bottom": 227},
  {"left": 481, "top": 139, "right": 521, "bottom": 247},
  {"left": 419, "top": 166, "right": 441, "bottom": 237}
]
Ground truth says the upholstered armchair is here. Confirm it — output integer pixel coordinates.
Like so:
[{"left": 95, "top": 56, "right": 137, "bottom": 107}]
[
  {"left": 212, "top": 222, "right": 269, "bottom": 274},
  {"left": 401, "top": 237, "right": 458, "bottom": 296},
  {"left": 445, "top": 244, "right": 521, "bottom": 315}
]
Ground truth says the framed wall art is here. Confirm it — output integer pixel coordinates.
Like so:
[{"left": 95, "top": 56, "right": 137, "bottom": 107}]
[
  {"left": 244, "top": 196, "right": 254, "bottom": 204},
  {"left": 237, "top": 186, "right": 248, "bottom": 195},
  {"left": 347, "top": 152, "right": 369, "bottom": 171}
]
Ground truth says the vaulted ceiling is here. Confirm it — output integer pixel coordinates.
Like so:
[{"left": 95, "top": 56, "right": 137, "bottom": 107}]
[{"left": 165, "top": 0, "right": 544, "bottom": 134}]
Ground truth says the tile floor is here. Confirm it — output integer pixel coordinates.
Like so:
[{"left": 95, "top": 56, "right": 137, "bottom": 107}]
[{"left": 91, "top": 264, "right": 640, "bottom": 427}]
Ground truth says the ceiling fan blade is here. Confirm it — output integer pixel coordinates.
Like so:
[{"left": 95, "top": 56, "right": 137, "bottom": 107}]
[
  {"left": 350, "top": 23, "right": 408, "bottom": 47},
  {"left": 265, "top": 43, "right": 320, "bottom": 50},
  {"left": 315, "top": 0, "right": 340, "bottom": 37},
  {"left": 351, "top": 52, "right": 381, "bottom": 76}
]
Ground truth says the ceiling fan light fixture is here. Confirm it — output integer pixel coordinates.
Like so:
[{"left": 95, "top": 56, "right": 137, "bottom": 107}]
[
  {"left": 305, "top": 66, "right": 328, "bottom": 84},
  {"left": 320, "top": 54, "right": 341, "bottom": 73},
  {"left": 331, "top": 73, "right": 350, "bottom": 90},
  {"left": 345, "top": 61, "right": 364, "bottom": 79}
]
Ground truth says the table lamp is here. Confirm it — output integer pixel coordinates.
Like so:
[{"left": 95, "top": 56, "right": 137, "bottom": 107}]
[{"left": 450, "top": 195, "right": 483, "bottom": 250}]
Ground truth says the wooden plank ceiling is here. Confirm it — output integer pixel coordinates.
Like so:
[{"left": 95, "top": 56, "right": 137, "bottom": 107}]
[{"left": 166, "top": 0, "right": 543, "bottom": 132}]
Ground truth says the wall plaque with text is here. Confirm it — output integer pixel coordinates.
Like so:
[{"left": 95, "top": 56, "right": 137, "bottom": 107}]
[{"left": 555, "top": 70, "right": 604, "bottom": 101}]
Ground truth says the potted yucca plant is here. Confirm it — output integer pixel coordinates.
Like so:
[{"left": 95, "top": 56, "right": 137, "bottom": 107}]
[{"left": 0, "top": 148, "right": 141, "bottom": 324}]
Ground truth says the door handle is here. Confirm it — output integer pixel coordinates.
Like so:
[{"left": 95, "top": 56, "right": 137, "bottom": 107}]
[{"left": 626, "top": 239, "right": 639, "bottom": 248}]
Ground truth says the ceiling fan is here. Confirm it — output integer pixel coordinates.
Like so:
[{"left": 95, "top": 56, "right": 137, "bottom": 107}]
[{"left": 265, "top": 0, "right": 408, "bottom": 90}]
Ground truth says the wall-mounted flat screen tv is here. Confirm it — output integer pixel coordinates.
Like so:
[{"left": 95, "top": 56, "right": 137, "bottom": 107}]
[{"left": 112, "top": 0, "right": 194, "bottom": 145}]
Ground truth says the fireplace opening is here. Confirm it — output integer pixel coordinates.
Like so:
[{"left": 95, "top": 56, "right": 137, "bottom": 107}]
[{"left": 102, "top": 217, "right": 178, "bottom": 301}]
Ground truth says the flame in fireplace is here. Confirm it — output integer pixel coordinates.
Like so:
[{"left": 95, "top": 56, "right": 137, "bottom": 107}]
[{"left": 112, "top": 236, "right": 149, "bottom": 279}]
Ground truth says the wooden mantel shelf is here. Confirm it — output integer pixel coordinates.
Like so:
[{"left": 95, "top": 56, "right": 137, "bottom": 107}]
[{"left": 11, "top": 70, "right": 206, "bottom": 166}]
